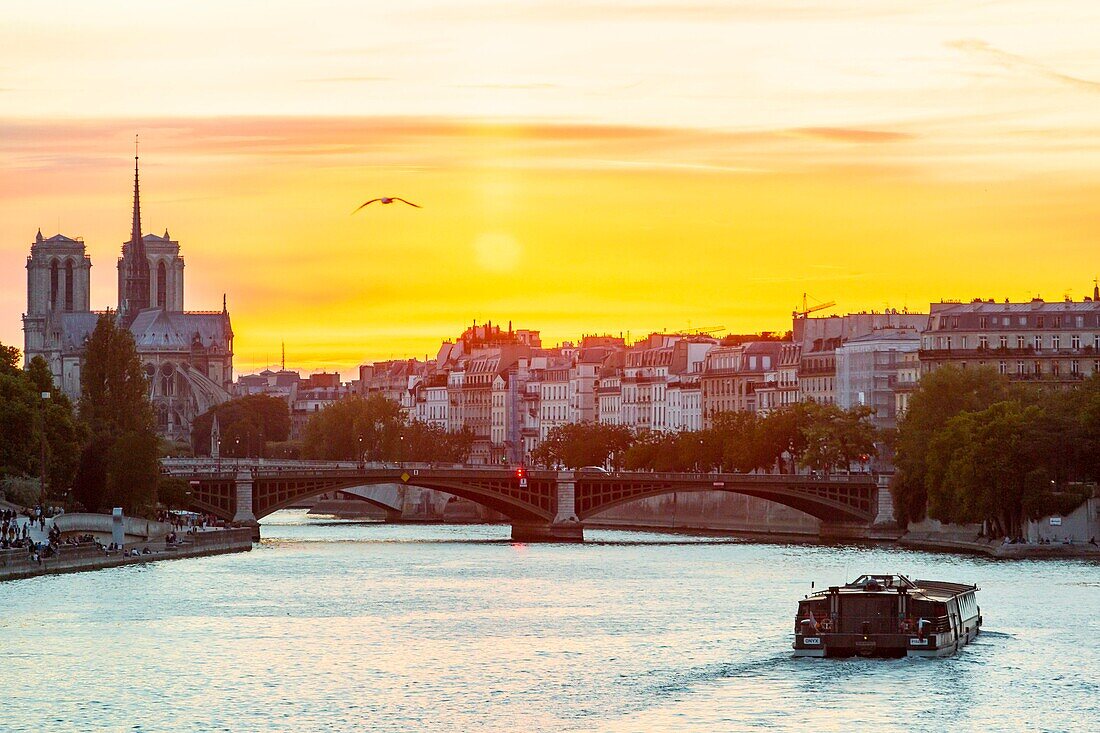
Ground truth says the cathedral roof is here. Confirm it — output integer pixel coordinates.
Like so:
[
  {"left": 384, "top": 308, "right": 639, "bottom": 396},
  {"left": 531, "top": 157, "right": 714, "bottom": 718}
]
[
  {"left": 54, "top": 312, "right": 101, "bottom": 352},
  {"left": 42, "top": 233, "right": 80, "bottom": 243},
  {"left": 128, "top": 308, "right": 232, "bottom": 350}
]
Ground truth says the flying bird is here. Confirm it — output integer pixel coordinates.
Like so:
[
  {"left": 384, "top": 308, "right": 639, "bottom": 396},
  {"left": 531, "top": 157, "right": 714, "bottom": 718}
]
[{"left": 352, "top": 197, "right": 421, "bottom": 213}]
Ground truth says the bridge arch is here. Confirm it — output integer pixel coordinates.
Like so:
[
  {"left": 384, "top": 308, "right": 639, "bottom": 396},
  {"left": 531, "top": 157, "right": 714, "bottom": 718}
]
[
  {"left": 574, "top": 477, "right": 875, "bottom": 524},
  {"left": 250, "top": 476, "right": 554, "bottom": 522}
]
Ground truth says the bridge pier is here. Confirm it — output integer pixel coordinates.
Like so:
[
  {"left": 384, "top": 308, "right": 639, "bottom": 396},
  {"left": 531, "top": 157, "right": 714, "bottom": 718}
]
[
  {"left": 510, "top": 473, "right": 584, "bottom": 542},
  {"left": 231, "top": 470, "right": 261, "bottom": 540},
  {"left": 510, "top": 521, "right": 584, "bottom": 543}
]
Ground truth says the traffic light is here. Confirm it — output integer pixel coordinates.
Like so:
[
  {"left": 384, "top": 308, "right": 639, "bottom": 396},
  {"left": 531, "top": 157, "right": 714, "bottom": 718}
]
[{"left": 514, "top": 466, "right": 526, "bottom": 480}]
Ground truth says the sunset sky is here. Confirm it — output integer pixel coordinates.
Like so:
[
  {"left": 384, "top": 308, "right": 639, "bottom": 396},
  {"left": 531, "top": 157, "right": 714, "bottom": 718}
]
[{"left": 3, "top": 1, "right": 1100, "bottom": 376}]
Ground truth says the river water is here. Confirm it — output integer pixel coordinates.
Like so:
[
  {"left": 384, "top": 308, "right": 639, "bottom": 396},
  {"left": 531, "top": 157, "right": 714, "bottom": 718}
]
[{"left": 1, "top": 511, "right": 1096, "bottom": 732}]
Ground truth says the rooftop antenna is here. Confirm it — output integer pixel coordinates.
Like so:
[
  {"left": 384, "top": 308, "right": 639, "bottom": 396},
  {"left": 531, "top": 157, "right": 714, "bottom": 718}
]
[{"left": 281, "top": 341, "right": 286, "bottom": 371}]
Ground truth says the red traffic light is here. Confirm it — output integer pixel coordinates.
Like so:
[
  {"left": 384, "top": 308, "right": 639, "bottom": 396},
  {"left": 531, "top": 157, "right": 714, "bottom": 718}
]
[{"left": 514, "top": 467, "right": 526, "bottom": 479}]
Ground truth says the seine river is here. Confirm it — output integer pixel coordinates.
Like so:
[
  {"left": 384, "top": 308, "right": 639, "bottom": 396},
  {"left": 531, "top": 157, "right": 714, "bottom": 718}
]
[{"left": 2, "top": 511, "right": 1097, "bottom": 732}]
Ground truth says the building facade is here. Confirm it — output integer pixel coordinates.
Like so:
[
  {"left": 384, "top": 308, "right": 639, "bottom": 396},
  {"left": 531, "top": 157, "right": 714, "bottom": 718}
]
[
  {"left": 23, "top": 155, "right": 233, "bottom": 441},
  {"left": 919, "top": 295, "right": 1100, "bottom": 383}
]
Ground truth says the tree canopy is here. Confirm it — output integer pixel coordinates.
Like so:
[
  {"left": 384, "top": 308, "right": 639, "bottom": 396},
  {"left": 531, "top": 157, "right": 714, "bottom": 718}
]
[
  {"left": 301, "top": 394, "right": 473, "bottom": 463},
  {"left": 892, "top": 365, "right": 1100, "bottom": 534},
  {"left": 528, "top": 403, "right": 879, "bottom": 474},
  {"left": 0, "top": 345, "right": 83, "bottom": 505},
  {"left": 191, "top": 394, "right": 291, "bottom": 457},
  {"left": 73, "top": 314, "right": 159, "bottom": 514}
]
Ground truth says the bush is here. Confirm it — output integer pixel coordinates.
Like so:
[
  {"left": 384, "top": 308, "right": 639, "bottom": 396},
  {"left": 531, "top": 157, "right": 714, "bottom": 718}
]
[{"left": 0, "top": 476, "right": 42, "bottom": 507}]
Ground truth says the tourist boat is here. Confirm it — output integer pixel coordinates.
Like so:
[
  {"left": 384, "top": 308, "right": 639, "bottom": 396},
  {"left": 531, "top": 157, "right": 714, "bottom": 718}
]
[{"left": 792, "top": 574, "right": 981, "bottom": 658}]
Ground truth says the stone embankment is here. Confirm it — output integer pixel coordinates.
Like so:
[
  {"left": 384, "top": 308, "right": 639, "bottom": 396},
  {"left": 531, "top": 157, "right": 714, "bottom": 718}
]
[{"left": 0, "top": 527, "right": 253, "bottom": 582}]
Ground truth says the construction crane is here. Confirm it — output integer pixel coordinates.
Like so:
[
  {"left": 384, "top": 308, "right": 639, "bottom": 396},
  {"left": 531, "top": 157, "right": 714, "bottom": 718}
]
[
  {"left": 679, "top": 325, "right": 726, "bottom": 336},
  {"left": 792, "top": 293, "right": 836, "bottom": 319}
]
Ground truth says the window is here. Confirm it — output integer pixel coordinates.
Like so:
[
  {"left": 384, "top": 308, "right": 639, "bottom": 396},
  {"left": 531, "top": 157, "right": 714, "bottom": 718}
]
[
  {"left": 49, "top": 258, "right": 59, "bottom": 305},
  {"left": 979, "top": 316, "right": 988, "bottom": 329},
  {"left": 951, "top": 316, "right": 959, "bottom": 328},
  {"left": 1072, "top": 335, "right": 1081, "bottom": 349},
  {"left": 1052, "top": 335, "right": 1060, "bottom": 350},
  {"left": 1052, "top": 361, "right": 1060, "bottom": 376},
  {"left": 64, "top": 259, "right": 74, "bottom": 311},
  {"left": 1075, "top": 316, "right": 1084, "bottom": 327},
  {"left": 1071, "top": 361, "right": 1079, "bottom": 376},
  {"left": 1016, "top": 336, "right": 1026, "bottom": 349},
  {"left": 1052, "top": 316, "right": 1061, "bottom": 328},
  {"left": 946, "top": 337, "right": 952, "bottom": 350},
  {"left": 1037, "top": 316, "right": 1044, "bottom": 328},
  {"left": 1034, "top": 361, "right": 1041, "bottom": 375},
  {"left": 1016, "top": 361, "right": 1025, "bottom": 375},
  {"left": 939, "top": 316, "right": 947, "bottom": 328},
  {"left": 156, "top": 261, "right": 167, "bottom": 308},
  {"left": 979, "top": 335, "right": 988, "bottom": 349},
  {"left": 1000, "top": 336, "right": 1008, "bottom": 349}
]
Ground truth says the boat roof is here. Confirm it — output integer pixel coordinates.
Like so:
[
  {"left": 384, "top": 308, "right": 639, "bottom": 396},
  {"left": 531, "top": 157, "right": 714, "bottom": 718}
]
[{"left": 803, "top": 574, "right": 977, "bottom": 603}]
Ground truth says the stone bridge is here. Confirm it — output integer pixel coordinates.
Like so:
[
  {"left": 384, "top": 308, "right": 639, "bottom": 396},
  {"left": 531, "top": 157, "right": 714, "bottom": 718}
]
[{"left": 162, "top": 459, "right": 893, "bottom": 542}]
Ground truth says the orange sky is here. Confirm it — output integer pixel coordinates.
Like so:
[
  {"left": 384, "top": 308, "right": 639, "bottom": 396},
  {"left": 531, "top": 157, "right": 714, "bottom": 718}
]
[{"left": 3, "top": 3, "right": 1099, "bottom": 376}]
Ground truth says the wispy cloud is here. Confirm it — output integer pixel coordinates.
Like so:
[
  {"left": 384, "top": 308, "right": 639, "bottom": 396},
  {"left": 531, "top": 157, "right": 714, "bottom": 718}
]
[
  {"left": 790, "top": 127, "right": 913, "bottom": 143},
  {"left": 300, "top": 76, "right": 393, "bottom": 84},
  {"left": 947, "top": 38, "right": 1100, "bottom": 93}
]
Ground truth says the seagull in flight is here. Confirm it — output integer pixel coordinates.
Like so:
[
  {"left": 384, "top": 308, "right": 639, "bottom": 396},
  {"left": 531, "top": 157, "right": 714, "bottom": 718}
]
[{"left": 352, "top": 197, "right": 421, "bottom": 213}]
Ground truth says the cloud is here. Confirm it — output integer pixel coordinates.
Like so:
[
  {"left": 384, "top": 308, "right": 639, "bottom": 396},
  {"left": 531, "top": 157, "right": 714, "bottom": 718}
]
[
  {"left": 300, "top": 76, "right": 393, "bottom": 84},
  {"left": 790, "top": 127, "right": 913, "bottom": 143},
  {"left": 947, "top": 38, "right": 1100, "bottom": 93}
]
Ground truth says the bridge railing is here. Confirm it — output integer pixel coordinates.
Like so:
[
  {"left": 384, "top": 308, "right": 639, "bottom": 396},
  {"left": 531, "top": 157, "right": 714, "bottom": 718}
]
[{"left": 162, "top": 457, "right": 882, "bottom": 486}]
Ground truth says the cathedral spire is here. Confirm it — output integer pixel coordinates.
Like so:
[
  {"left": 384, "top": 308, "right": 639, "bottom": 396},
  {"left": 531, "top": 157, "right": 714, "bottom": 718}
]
[
  {"left": 131, "top": 135, "right": 142, "bottom": 250},
  {"left": 119, "top": 135, "right": 151, "bottom": 326}
]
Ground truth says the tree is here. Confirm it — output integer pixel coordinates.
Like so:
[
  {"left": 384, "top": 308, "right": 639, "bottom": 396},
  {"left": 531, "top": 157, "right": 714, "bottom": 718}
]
[
  {"left": 73, "top": 314, "right": 159, "bottom": 514},
  {"left": 191, "top": 394, "right": 291, "bottom": 457},
  {"left": 302, "top": 394, "right": 403, "bottom": 460},
  {"left": 925, "top": 401, "right": 1060, "bottom": 537},
  {"left": 0, "top": 345, "right": 82, "bottom": 502},
  {"left": 79, "top": 313, "right": 154, "bottom": 435},
  {"left": 891, "top": 365, "right": 1009, "bottom": 524},
  {"left": 158, "top": 476, "right": 191, "bottom": 509},
  {"left": 531, "top": 422, "right": 635, "bottom": 469}
]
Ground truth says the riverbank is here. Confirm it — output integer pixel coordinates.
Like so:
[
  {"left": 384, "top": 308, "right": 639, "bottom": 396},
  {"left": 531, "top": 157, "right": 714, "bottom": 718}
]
[
  {"left": 898, "top": 529, "right": 1100, "bottom": 559},
  {"left": 589, "top": 518, "right": 1100, "bottom": 558},
  {"left": 0, "top": 527, "right": 253, "bottom": 582}
]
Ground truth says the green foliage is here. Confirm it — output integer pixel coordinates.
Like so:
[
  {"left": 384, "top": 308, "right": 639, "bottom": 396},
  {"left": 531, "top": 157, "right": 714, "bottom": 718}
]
[
  {"left": 1, "top": 476, "right": 42, "bottom": 507},
  {"left": 0, "top": 346, "right": 83, "bottom": 502},
  {"left": 798, "top": 403, "right": 877, "bottom": 474},
  {"left": 158, "top": 476, "right": 191, "bottom": 509},
  {"left": 891, "top": 365, "right": 1009, "bottom": 524},
  {"left": 159, "top": 439, "right": 194, "bottom": 458},
  {"left": 301, "top": 395, "right": 473, "bottom": 462},
  {"left": 72, "top": 316, "right": 159, "bottom": 515},
  {"left": 105, "top": 431, "right": 161, "bottom": 515},
  {"left": 531, "top": 422, "right": 634, "bottom": 469},
  {"left": 266, "top": 440, "right": 303, "bottom": 460},
  {"left": 895, "top": 367, "right": 1100, "bottom": 533},
  {"left": 191, "top": 394, "right": 291, "bottom": 457},
  {"left": 79, "top": 313, "right": 154, "bottom": 435}
]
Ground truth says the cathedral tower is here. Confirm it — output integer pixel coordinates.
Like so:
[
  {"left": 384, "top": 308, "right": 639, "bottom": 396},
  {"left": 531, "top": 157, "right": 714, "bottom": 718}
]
[{"left": 23, "top": 229, "right": 92, "bottom": 360}]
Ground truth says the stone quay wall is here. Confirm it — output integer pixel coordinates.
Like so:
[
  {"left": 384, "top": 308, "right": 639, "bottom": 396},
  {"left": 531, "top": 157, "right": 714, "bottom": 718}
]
[{"left": 0, "top": 527, "right": 253, "bottom": 583}]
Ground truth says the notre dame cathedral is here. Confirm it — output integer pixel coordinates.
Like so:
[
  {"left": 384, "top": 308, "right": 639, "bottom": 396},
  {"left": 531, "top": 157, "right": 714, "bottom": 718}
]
[{"left": 22, "top": 154, "right": 234, "bottom": 441}]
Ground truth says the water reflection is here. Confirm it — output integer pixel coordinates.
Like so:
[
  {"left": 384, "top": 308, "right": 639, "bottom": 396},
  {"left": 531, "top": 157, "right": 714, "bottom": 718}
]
[{"left": 0, "top": 510, "right": 1096, "bottom": 732}]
